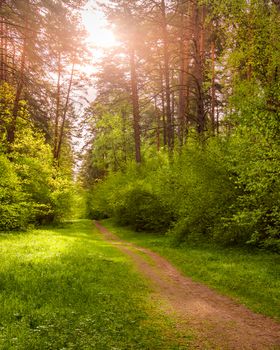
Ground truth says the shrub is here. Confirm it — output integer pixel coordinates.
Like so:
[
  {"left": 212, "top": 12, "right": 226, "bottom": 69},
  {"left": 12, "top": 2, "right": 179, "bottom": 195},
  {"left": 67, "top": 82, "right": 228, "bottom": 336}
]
[
  {"left": 0, "top": 83, "right": 76, "bottom": 230},
  {"left": 87, "top": 134, "right": 280, "bottom": 252},
  {"left": 114, "top": 186, "right": 173, "bottom": 231},
  {"left": 0, "top": 154, "right": 31, "bottom": 230},
  {"left": 216, "top": 128, "right": 280, "bottom": 249}
]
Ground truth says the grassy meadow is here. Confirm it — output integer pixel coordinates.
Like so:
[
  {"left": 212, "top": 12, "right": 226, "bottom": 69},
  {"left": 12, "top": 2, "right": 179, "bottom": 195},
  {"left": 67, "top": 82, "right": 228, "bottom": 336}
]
[
  {"left": 0, "top": 220, "right": 191, "bottom": 350},
  {"left": 102, "top": 219, "right": 280, "bottom": 322}
]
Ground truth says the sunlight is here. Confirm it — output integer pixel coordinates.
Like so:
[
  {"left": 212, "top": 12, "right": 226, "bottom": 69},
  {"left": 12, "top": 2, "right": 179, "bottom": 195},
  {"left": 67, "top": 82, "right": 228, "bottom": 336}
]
[{"left": 82, "top": 4, "right": 117, "bottom": 49}]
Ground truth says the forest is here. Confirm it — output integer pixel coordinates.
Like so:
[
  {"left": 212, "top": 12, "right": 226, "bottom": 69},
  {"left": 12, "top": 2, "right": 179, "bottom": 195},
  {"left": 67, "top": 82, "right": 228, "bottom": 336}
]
[
  {"left": 0, "top": 0, "right": 279, "bottom": 249},
  {"left": 0, "top": 0, "right": 280, "bottom": 349},
  {"left": 82, "top": 0, "right": 280, "bottom": 252}
]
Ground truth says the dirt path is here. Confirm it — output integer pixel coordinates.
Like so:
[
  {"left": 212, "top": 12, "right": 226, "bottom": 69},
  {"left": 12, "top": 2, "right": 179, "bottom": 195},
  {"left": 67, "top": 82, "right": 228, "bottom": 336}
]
[{"left": 95, "top": 221, "right": 280, "bottom": 350}]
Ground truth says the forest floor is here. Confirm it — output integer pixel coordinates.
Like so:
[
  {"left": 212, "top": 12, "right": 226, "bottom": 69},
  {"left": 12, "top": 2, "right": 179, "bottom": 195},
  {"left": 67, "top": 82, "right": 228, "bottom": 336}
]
[{"left": 95, "top": 221, "right": 280, "bottom": 350}]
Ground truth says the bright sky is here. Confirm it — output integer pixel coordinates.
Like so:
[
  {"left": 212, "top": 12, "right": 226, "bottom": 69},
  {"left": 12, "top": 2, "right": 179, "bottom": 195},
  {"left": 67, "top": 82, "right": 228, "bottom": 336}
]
[
  {"left": 73, "top": 1, "right": 118, "bottom": 167},
  {"left": 78, "top": 1, "right": 118, "bottom": 102},
  {"left": 82, "top": 1, "right": 117, "bottom": 49}
]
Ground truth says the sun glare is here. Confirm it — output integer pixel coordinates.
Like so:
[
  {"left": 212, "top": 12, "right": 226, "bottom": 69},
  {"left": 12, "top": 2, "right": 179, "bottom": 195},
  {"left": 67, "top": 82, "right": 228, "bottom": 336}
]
[{"left": 82, "top": 5, "right": 117, "bottom": 49}]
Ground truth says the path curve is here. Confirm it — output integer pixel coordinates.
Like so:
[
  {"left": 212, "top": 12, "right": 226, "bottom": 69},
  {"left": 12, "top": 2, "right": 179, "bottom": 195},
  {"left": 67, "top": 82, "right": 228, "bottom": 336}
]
[{"left": 95, "top": 221, "right": 280, "bottom": 350}]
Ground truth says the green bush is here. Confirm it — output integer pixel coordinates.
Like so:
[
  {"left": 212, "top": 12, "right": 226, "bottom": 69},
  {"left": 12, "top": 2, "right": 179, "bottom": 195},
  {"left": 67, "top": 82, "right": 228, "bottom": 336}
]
[
  {"left": 115, "top": 186, "right": 173, "bottom": 231},
  {"left": 0, "top": 154, "right": 31, "bottom": 230},
  {"left": 169, "top": 145, "right": 237, "bottom": 243},
  {"left": 87, "top": 134, "right": 280, "bottom": 251},
  {"left": 216, "top": 128, "right": 280, "bottom": 249},
  {"left": 50, "top": 173, "right": 76, "bottom": 223},
  {"left": 89, "top": 142, "right": 236, "bottom": 237},
  {"left": 0, "top": 83, "right": 76, "bottom": 230}
]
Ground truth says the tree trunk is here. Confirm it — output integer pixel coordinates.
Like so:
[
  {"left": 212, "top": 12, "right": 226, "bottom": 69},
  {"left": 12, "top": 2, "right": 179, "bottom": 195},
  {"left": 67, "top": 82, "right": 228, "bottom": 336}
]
[
  {"left": 6, "top": 3, "right": 28, "bottom": 146},
  {"left": 3, "top": 21, "right": 7, "bottom": 82},
  {"left": 161, "top": 0, "right": 173, "bottom": 150},
  {"left": 0, "top": 20, "right": 4, "bottom": 82},
  {"left": 154, "top": 96, "right": 160, "bottom": 151},
  {"left": 121, "top": 108, "right": 127, "bottom": 164},
  {"left": 184, "top": 1, "right": 192, "bottom": 139},
  {"left": 55, "top": 62, "right": 75, "bottom": 162},
  {"left": 53, "top": 51, "right": 62, "bottom": 160},
  {"left": 178, "top": 4, "right": 186, "bottom": 146},
  {"left": 193, "top": 1, "right": 206, "bottom": 135},
  {"left": 129, "top": 45, "right": 141, "bottom": 163},
  {"left": 159, "top": 62, "right": 167, "bottom": 146},
  {"left": 211, "top": 40, "right": 216, "bottom": 134}
]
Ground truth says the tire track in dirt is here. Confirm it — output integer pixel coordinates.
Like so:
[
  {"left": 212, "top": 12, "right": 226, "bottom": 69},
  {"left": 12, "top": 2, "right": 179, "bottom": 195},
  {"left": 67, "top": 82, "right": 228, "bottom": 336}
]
[{"left": 95, "top": 221, "right": 280, "bottom": 350}]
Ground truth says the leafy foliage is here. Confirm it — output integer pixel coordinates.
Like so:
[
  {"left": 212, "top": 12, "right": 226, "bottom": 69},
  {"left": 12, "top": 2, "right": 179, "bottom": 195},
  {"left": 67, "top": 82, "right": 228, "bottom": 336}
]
[
  {"left": 217, "top": 127, "right": 280, "bottom": 250},
  {"left": 0, "top": 154, "right": 30, "bottom": 230},
  {"left": 0, "top": 83, "right": 75, "bottom": 230},
  {"left": 87, "top": 135, "right": 280, "bottom": 251}
]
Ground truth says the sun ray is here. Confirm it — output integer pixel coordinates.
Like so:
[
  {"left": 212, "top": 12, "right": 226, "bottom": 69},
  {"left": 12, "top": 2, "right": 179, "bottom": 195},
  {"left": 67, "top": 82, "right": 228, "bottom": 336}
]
[{"left": 82, "top": 4, "right": 117, "bottom": 49}]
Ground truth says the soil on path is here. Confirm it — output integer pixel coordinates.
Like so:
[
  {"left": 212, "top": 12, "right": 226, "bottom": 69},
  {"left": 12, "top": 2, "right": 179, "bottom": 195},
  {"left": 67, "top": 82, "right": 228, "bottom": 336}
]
[{"left": 95, "top": 221, "right": 280, "bottom": 350}]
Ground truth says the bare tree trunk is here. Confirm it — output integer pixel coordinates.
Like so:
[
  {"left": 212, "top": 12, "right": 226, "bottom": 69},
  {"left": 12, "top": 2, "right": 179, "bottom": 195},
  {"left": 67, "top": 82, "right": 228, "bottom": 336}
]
[
  {"left": 3, "top": 21, "right": 7, "bottom": 81},
  {"left": 53, "top": 51, "right": 62, "bottom": 160},
  {"left": 211, "top": 40, "right": 216, "bottom": 134},
  {"left": 7, "top": 3, "right": 29, "bottom": 146},
  {"left": 193, "top": 1, "right": 206, "bottom": 135},
  {"left": 121, "top": 109, "right": 127, "bottom": 164},
  {"left": 216, "top": 105, "right": 219, "bottom": 134},
  {"left": 178, "top": 4, "right": 186, "bottom": 146},
  {"left": 11, "top": 35, "right": 16, "bottom": 83},
  {"left": 159, "top": 62, "right": 167, "bottom": 146},
  {"left": 171, "top": 89, "right": 175, "bottom": 136},
  {"left": 154, "top": 96, "right": 160, "bottom": 151},
  {"left": 0, "top": 1, "right": 7, "bottom": 82},
  {"left": 184, "top": 1, "right": 192, "bottom": 139},
  {"left": 0, "top": 20, "right": 4, "bottom": 82},
  {"left": 129, "top": 44, "right": 141, "bottom": 163},
  {"left": 55, "top": 62, "right": 75, "bottom": 162},
  {"left": 161, "top": 0, "right": 173, "bottom": 150}
]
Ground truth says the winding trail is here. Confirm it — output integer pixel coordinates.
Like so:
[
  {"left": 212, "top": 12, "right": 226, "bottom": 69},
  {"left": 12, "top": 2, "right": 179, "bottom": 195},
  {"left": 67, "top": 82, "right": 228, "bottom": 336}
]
[{"left": 95, "top": 221, "right": 280, "bottom": 350}]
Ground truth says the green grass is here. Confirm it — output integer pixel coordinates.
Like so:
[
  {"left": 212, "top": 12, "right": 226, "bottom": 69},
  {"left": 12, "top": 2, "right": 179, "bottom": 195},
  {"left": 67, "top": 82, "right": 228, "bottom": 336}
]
[
  {"left": 102, "top": 219, "right": 280, "bottom": 322},
  {"left": 0, "top": 220, "right": 191, "bottom": 350}
]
